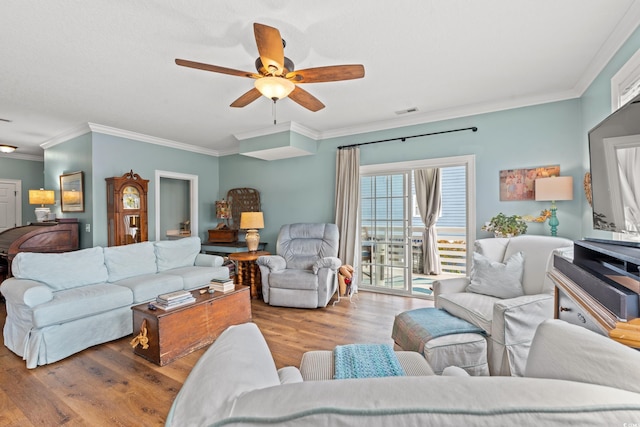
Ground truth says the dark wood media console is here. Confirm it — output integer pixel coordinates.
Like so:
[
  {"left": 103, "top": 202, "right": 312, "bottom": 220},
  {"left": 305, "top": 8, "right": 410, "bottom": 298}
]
[{"left": 550, "top": 239, "right": 640, "bottom": 348}]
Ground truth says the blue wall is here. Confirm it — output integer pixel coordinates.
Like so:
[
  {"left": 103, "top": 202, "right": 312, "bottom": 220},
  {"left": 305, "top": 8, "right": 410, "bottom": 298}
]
[
  {"left": 220, "top": 99, "right": 583, "bottom": 248},
  {"left": 44, "top": 132, "right": 94, "bottom": 247},
  {"left": 90, "top": 133, "right": 220, "bottom": 246},
  {"left": 38, "top": 131, "right": 220, "bottom": 247}
]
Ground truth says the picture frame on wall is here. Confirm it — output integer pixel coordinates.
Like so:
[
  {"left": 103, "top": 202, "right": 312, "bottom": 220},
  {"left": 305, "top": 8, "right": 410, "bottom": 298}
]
[
  {"left": 499, "top": 165, "right": 560, "bottom": 201},
  {"left": 60, "top": 171, "right": 85, "bottom": 212}
]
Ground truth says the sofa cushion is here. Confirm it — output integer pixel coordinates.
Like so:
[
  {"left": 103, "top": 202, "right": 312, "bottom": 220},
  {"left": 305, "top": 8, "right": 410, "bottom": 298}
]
[
  {"left": 113, "top": 272, "right": 184, "bottom": 303},
  {"left": 32, "top": 283, "right": 133, "bottom": 328},
  {"left": 466, "top": 251, "right": 525, "bottom": 299},
  {"left": 194, "top": 253, "right": 224, "bottom": 268},
  {"left": 104, "top": 242, "right": 157, "bottom": 282},
  {"left": 12, "top": 247, "right": 108, "bottom": 291},
  {"left": 154, "top": 237, "right": 201, "bottom": 272},
  {"left": 503, "top": 235, "right": 572, "bottom": 295},
  {"left": 160, "top": 266, "right": 229, "bottom": 291},
  {"left": 437, "top": 292, "right": 497, "bottom": 334},
  {"left": 268, "top": 270, "right": 318, "bottom": 290}
]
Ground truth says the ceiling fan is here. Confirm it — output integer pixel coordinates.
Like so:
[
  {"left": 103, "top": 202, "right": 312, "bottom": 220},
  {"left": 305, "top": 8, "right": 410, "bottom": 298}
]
[{"left": 175, "top": 23, "right": 365, "bottom": 112}]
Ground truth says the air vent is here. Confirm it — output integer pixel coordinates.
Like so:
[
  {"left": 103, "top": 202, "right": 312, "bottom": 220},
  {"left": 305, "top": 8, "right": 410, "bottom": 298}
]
[{"left": 395, "top": 107, "right": 419, "bottom": 115}]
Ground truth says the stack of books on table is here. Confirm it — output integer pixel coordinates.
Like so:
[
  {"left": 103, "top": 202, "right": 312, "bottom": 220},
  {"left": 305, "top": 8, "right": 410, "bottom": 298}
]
[
  {"left": 210, "top": 277, "right": 235, "bottom": 293},
  {"left": 153, "top": 290, "right": 196, "bottom": 310}
]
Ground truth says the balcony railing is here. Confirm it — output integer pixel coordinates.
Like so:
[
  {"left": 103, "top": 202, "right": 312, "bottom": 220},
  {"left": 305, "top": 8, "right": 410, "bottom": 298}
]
[{"left": 362, "top": 226, "right": 467, "bottom": 278}]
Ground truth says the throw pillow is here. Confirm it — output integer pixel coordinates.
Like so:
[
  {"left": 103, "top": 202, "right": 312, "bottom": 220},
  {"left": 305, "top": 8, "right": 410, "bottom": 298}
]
[{"left": 466, "top": 251, "right": 525, "bottom": 299}]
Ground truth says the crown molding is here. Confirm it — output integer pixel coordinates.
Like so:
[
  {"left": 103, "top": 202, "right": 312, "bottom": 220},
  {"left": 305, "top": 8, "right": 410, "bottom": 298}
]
[
  {"left": 40, "top": 123, "right": 91, "bottom": 149},
  {"left": 0, "top": 152, "right": 44, "bottom": 162},
  {"left": 573, "top": 1, "right": 640, "bottom": 96},
  {"left": 319, "top": 89, "right": 581, "bottom": 140},
  {"left": 40, "top": 122, "right": 221, "bottom": 157},
  {"left": 87, "top": 123, "right": 220, "bottom": 156}
]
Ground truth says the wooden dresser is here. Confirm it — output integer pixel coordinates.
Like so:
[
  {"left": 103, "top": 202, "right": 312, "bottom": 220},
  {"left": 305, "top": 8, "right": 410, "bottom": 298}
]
[{"left": 549, "top": 239, "right": 640, "bottom": 348}]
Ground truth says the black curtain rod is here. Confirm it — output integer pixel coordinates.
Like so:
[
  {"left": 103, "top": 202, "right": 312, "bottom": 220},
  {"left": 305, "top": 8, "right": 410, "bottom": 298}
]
[{"left": 337, "top": 126, "right": 478, "bottom": 150}]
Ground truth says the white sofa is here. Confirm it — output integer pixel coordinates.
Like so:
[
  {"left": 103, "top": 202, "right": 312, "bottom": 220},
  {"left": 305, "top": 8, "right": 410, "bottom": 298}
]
[
  {"left": 433, "top": 235, "right": 573, "bottom": 376},
  {"left": 166, "top": 320, "right": 640, "bottom": 426},
  {"left": 1, "top": 236, "right": 229, "bottom": 369}
]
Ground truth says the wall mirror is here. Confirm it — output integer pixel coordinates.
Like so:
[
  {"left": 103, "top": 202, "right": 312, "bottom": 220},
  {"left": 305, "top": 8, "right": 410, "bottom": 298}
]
[{"left": 60, "top": 171, "right": 84, "bottom": 212}]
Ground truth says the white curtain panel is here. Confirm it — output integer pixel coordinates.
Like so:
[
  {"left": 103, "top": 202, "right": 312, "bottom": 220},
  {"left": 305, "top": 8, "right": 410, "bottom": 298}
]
[
  {"left": 415, "top": 168, "right": 442, "bottom": 274},
  {"left": 334, "top": 147, "right": 360, "bottom": 269}
]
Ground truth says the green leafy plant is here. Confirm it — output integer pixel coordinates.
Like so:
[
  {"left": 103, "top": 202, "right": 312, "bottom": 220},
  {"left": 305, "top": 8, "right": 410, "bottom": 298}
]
[{"left": 482, "top": 213, "right": 527, "bottom": 237}]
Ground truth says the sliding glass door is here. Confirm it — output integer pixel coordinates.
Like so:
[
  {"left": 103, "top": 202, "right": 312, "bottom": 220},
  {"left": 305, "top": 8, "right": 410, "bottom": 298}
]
[
  {"left": 360, "top": 173, "right": 412, "bottom": 293},
  {"left": 359, "top": 155, "right": 476, "bottom": 298}
]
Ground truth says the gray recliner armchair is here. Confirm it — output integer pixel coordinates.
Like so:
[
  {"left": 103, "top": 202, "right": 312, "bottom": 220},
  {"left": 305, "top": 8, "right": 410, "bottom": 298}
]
[{"left": 256, "top": 223, "right": 341, "bottom": 308}]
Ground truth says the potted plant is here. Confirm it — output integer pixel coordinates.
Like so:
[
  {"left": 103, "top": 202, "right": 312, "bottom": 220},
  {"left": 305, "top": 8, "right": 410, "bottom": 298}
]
[{"left": 482, "top": 213, "right": 527, "bottom": 237}]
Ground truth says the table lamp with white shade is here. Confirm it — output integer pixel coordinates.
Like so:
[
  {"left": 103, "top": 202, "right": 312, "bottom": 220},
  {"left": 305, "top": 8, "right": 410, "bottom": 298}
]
[{"left": 535, "top": 176, "right": 574, "bottom": 236}]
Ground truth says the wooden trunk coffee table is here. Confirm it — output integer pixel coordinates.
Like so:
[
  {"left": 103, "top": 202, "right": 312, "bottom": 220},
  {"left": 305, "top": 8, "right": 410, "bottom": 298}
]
[{"left": 131, "top": 285, "right": 251, "bottom": 366}]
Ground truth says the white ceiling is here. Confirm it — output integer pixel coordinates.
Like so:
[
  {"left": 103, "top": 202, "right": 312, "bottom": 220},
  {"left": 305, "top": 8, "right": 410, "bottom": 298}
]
[{"left": 1, "top": 0, "right": 640, "bottom": 160}]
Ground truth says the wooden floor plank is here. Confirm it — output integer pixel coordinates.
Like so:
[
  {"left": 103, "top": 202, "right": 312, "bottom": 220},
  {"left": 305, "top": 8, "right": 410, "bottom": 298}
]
[{"left": 0, "top": 291, "right": 432, "bottom": 424}]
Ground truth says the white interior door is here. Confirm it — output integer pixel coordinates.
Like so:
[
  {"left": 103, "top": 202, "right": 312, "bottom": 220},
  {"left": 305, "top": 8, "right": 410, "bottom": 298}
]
[{"left": 0, "top": 180, "right": 21, "bottom": 232}]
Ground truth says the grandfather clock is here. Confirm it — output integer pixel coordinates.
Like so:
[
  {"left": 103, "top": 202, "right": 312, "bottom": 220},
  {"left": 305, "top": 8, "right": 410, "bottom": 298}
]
[{"left": 106, "top": 170, "right": 149, "bottom": 246}]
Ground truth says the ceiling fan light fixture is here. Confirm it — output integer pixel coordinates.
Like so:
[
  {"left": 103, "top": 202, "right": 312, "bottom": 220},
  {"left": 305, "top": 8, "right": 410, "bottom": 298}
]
[
  {"left": 255, "top": 77, "right": 295, "bottom": 101},
  {"left": 0, "top": 144, "right": 17, "bottom": 153}
]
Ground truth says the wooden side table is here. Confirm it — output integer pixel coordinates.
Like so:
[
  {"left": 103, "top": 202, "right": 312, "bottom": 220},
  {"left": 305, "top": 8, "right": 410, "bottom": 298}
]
[{"left": 229, "top": 250, "right": 270, "bottom": 299}]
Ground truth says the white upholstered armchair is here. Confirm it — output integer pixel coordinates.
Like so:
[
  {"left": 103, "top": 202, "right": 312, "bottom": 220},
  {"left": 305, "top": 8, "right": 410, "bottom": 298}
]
[
  {"left": 433, "top": 235, "right": 573, "bottom": 376},
  {"left": 256, "top": 223, "right": 341, "bottom": 308}
]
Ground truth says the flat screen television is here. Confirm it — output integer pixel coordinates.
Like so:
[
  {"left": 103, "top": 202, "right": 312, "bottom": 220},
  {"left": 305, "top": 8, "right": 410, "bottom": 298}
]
[{"left": 588, "top": 92, "right": 640, "bottom": 242}]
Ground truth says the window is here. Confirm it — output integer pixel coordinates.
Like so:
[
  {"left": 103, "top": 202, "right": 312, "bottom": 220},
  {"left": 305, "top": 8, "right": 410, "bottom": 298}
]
[{"left": 611, "top": 48, "right": 640, "bottom": 110}]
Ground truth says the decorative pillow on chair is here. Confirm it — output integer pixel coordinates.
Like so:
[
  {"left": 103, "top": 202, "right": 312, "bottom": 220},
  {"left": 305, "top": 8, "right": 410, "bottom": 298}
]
[{"left": 466, "top": 251, "right": 525, "bottom": 298}]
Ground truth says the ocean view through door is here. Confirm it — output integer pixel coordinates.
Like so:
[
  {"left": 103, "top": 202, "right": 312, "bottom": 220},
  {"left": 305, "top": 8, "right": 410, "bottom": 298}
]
[{"left": 359, "top": 156, "right": 476, "bottom": 298}]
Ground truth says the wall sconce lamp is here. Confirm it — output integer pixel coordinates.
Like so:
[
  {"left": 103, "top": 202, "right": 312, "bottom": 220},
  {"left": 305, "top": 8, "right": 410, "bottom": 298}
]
[
  {"left": 0, "top": 144, "right": 17, "bottom": 153},
  {"left": 29, "top": 188, "right": 55, "bottom": 222},
  {"left": 240, "top": 212, "right": 264, "bottom": 252},
  {"left": 535, "top": 176, "right": 574, "bottom": 236}
]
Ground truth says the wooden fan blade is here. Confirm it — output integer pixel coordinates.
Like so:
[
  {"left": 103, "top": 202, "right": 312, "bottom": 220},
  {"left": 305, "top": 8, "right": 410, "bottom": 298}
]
[
  {"left": 286, "top": 64, "right": 365, "bottom": 83},
  {"left": 230, "top": 88, "right": 262, "bottom": 108},
  {"left": 253, "top": 23, "right": 285, "bottom": 76},
  {"left": 175, "top": 59, "right": 260, "bottom": 79},
  {"left": 288, "top": 86, "right": 325, "bottom": 112}
]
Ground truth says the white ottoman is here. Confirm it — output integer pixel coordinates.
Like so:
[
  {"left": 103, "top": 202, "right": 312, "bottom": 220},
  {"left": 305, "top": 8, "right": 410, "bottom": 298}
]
[
  {"left": 424, "top": 333, "right": 489, "bottom": 376},
  {"left": 299, "top": 350, "right": 435, "bottom": 381}
]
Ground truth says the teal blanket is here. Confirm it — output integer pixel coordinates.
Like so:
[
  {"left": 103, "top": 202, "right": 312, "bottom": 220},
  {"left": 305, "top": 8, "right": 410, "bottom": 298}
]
[
  {"left": 392, "top": 307, "right": 484, "bottom": 354},
  {"left": 333, "top": 344, "right": 405, "bottom": 379}
]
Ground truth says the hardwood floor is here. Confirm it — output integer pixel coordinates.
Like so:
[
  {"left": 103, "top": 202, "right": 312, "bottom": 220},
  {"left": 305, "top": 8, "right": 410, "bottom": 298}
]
[{"left": 0, "top": 291, "right": 432, "bottom": 426}]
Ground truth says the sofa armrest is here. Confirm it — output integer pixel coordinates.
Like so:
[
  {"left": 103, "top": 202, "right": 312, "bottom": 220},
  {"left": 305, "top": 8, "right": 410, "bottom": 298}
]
[
  {"left": 312, "top": 256, "right": 341, "bottom": 274},
  {"left": 194, "top": 253, "right": 224, "bottom": 268},
  {"left": 490, "top": 293, "right": 554, "bottom": 376},
  {"left": 0, "top": 278, "right": 53, "bottom": 307},
  {"left": 432, "top": 277, "right": 470, "bottom": 308},
  {"left": 166, "top": 323, "right": 280, "bottom": 426},
  {"left": 256, "top": 255, "right": 286, "bottom": 272},
  {"left": 526, "top": 319, "right": 640, "bottom": 394}
]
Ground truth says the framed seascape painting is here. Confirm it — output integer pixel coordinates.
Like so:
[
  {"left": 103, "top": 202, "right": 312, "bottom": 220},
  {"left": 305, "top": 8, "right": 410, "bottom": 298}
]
[
  {"left": 499, "top": 165, "right": 560, "bottom": 201},
  {"left": 60, "top": 171, "right": 85, "bottom": 212}
]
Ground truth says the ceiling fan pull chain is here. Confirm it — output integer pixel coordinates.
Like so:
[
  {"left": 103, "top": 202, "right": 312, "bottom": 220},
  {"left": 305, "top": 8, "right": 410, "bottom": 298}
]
[{"left": 272, "top": 99, "right": 277, "bottom": 125}]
